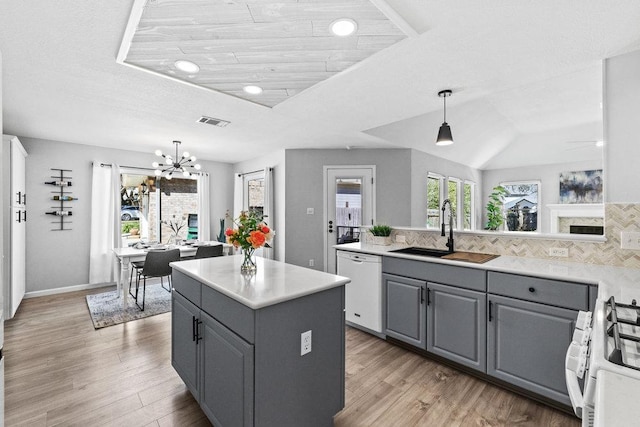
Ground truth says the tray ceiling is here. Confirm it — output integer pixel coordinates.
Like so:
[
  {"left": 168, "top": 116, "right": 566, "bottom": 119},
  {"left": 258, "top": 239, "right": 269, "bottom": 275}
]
[{"left": 119, "top": 0, "right": 409, "bottom": 107}]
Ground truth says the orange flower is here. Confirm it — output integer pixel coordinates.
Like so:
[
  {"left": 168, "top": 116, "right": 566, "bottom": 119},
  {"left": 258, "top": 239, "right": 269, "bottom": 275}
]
[
  {"left": 225, "top": 228, "right": 234, "bottom": 236},
  {"left": 248, "top": 230, "right": 266, "bottom": 248},
  {"left": 261, "top": 225, "right": 270, "bottom": 234}
]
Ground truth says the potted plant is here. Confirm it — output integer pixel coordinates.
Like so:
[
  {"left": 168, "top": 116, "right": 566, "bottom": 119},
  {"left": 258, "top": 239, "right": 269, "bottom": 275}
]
[
  {"left": 369, "top": 224, "right": 393, "bottom": 245},
  {"left": 485, "top": 186, "right": 508, "bottom": 230}
]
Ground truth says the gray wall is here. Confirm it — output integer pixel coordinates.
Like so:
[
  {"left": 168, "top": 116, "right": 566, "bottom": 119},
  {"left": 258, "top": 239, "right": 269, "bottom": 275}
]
[
  {"left": 482, "top": 159, "right": 603, "bottom": 233},
  {"left": 410, "top": 149, "right": 483, "bottom": 228},
  {"left": 21, "top": 137, "right": 233, "bottom": 292},
  {"left": 605, "top": 48, "right": 640, "bottom": 203},
  {"left": 233, "top": 150, "right": 286, "bottom": 262},
  {"left": 284, "top": 148, "right": 411, "bottom": 269}
]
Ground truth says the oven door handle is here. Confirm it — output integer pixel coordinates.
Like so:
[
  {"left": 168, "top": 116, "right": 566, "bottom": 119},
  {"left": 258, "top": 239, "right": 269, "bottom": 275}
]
[{"left": 565, "top": 343, "right": 584, "bottom": 419}]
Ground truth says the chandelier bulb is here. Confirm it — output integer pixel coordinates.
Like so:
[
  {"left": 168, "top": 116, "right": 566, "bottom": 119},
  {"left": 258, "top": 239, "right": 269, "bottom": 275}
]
[
  {"left": 194, "top": 164, "right": 202, "bottom": 170},
  {"left": 154, "top": 169, "right": 162, "bottom": 176},
  {"left": 182, "top": 151, "right": 190, "bottom": 158},
  {"left": 155, "top": 149, "right": 163, "bottom": 157}
]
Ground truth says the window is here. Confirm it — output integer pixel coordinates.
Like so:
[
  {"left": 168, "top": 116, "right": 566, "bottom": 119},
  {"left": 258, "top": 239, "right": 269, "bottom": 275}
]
[
  {"left": 500, "top": 181, "right": 540, "bottom": 232},
  {"left": 427, "top": 173, "right": 444, "bottom": 228},
  {"left": 447, "top": 177, "right": 460, "bottom": 230},
  {"left": 463, "top": 181, "right": 475, "bottom": 230},
  {"left": 244, "top": 171, "right": 265, "bottom": 216},
  {"left": 120, "top": 172, "right": 198, "bottom": 245}
]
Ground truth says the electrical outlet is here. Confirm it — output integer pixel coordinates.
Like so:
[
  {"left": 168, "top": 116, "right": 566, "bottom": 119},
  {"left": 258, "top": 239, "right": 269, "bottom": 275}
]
[
  {"left": 308, "top": 259, "right": 314, "bottom": 267},
  {"left": 306, "top": 208, "right": 314, "bottom": 215},
  {"left": 396, "top": 235, "right": 406, "bottom": 243},
  {"left": 549, "top": 247, "right": 569, "bottom": 257},
  {"left": 301, "top": 330, "right": 312, "bottom": 356},
  {"left": 621, "top": 231, "right": 640, "bottom": 250}
]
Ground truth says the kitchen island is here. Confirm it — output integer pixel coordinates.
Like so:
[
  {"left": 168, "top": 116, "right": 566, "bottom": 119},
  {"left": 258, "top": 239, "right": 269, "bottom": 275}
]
[{"left": 170, "top": 255, "right": 350, "bottom": 427}]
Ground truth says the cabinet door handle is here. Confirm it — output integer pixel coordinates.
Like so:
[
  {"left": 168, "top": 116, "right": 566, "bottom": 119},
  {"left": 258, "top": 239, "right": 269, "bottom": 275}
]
[
  {"left": 22, "top": 210, "right": 27, "bottom": 222},
  {"left": 426, "top": 288, "right": 431, "bottom": 306},
  {"left": 16, "top": 191, "right": 22, "bottom": 205},
  {"left": 420, "top": 287, "right": 424, "bottom": 303},
  {"left": 489, "top": 301, "right": 493, "bottom": 322},
  {"left": 192, "top": 316, "right": 197, "bottom": 342},
  {"left": 196, "top": 319, "right": 203, "bottom": 342},
  {"left": 16, "top": 210, "right": 21, "bottom": 223},
  {"left": 23, "top": 193, "right": 26, "bottom": 205}
]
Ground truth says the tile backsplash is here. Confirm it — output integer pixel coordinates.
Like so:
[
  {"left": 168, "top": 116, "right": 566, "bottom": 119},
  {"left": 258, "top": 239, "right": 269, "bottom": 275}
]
[{"left": 367, "top": 203, "right": 640, "bottom": 269}]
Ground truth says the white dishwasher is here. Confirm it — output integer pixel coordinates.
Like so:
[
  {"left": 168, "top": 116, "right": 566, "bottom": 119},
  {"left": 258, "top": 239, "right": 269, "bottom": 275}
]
[{"left": 337, "top": 251, "right": 382, "bottom": 333}]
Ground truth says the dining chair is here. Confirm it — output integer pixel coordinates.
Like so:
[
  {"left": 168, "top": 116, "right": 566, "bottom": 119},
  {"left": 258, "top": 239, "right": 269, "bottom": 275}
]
[
  {"left": 181, "top": 244, "right": 224, "bottom": 260},
  {"left": 133, "top": 248, "right": 180, "bottom": 311}
]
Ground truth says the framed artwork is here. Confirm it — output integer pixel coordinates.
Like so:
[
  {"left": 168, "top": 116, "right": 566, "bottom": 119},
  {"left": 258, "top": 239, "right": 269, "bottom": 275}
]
[{"left": 559, "top": 169, "right": 603, "bottom": 204}]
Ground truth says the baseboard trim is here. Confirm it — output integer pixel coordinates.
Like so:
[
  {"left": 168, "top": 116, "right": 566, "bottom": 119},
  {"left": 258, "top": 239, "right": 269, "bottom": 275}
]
[{"left": 24, "top": 282, "right": 116, "bottom": 299}]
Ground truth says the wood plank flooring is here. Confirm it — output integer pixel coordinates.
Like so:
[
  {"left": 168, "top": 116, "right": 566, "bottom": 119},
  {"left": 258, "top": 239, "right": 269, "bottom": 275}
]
[{"left": 4, "top": 288, "right": 579, "bottom": 426}]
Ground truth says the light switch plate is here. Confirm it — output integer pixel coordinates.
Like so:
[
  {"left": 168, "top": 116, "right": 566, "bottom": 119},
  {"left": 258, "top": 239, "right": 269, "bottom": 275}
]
[{"left": 306, "top": 208, "right": 314, "bottom": 215}]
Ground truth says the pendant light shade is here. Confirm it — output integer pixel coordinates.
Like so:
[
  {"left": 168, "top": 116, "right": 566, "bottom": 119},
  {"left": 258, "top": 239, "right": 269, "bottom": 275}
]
[{"left": 436, "top": 90, "right": 454, "bottom": 146}]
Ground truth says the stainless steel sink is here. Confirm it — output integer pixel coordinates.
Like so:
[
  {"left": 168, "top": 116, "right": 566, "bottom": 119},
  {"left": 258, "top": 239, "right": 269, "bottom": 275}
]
[{"left": 389, "top": 247, "right": 452, "bottom": 258}]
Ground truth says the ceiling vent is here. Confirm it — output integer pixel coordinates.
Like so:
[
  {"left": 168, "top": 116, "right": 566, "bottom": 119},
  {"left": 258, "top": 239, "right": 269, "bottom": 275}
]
[{"left": 197, "top": 116, "right": 230, "bottom": 127}]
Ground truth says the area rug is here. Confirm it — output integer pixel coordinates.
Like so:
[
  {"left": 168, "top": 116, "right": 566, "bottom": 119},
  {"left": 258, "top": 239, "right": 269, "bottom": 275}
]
[{"left": 86, "top": 282, "right": 171, "bottom": 329}]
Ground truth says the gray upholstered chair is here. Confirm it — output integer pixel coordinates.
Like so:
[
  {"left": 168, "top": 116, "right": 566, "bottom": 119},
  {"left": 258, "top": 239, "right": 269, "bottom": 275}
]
[
  {"left": 133, "top": 248, "right": 180, "bottom": 311},
  {"left": 181, "top": 244, "right": 224, "bottom": 260}
]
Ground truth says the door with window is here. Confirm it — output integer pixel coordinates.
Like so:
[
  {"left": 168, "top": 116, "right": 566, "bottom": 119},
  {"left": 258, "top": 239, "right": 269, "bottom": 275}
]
[{"left": 324, "top": 166, "right": 375, "bottom": 274}]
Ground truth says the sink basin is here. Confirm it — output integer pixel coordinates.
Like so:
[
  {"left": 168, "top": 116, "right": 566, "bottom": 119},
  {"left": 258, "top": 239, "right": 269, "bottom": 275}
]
[{"left": 389, "top": 247, "right": 452, "bottom": 258}]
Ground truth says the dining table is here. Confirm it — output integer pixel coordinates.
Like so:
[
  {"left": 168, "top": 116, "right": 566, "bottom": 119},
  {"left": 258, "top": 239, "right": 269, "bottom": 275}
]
[{"left": 112, "top": 242, "right": 232, "bottom": 308}]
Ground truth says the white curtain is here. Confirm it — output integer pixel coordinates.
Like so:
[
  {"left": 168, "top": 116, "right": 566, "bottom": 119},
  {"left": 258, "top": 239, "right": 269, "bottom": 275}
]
[
  {"left": 263, "top": 167, "right": 275, "bottom": 259},
  {"left": 197, "top": 173, "right": 211, "bottom": 241},
  {"left": 89, "top": 162, "right": 121, "bottom": 284},
  {"left": 233, "top": 173, "right": 243, "bottom": 219}
]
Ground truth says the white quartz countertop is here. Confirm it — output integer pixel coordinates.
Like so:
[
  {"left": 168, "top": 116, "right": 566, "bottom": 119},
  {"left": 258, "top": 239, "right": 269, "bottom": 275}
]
[
  {"left": 171, "top": 255, "right": 350, "bottom": 309},
  {"left": 335, "top": 242, "right": 640, "bottom": 296}
]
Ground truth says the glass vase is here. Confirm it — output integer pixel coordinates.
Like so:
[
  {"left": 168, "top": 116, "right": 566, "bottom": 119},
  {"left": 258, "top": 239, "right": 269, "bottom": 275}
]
[{"left": 241, "top": 247, "right": 257, "bottom": 273}]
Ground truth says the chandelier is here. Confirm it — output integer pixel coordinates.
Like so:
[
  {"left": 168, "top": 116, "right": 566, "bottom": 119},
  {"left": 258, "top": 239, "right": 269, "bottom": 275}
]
[{"left": 152, "top": 140, "right": 201, "bottom": 179}]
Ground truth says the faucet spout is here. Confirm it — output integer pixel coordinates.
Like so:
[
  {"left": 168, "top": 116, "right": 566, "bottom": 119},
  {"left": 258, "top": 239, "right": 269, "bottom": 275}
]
[{"left": 441, "top": 199, "right": 455, "bottom": 253}]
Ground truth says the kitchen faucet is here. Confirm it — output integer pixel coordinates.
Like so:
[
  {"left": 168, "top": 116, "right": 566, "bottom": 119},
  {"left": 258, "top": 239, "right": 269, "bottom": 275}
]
[{"left": 441, "top": 199, "right": 455, "bottom": 253}]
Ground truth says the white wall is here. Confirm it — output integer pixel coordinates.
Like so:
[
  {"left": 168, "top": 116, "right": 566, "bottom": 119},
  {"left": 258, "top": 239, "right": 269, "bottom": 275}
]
[
  {"left": 20, "top": 137, "right": 233, "bottom": 292},
  {"left": 605, "top": 48, "right": 640, "bottom": 203},
  {"left": 482, "top": 159, "right": 602, "bottom": 233},
  {"left": 233, "top": 150, "right": 286, "bottom": 262},
  {"left": 284, "top": 148, "right": 412, "bottom": 269}
]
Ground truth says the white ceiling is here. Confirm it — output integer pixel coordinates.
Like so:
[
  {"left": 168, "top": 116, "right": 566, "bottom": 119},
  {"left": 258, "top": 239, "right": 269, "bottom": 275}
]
[{"left": 1, "top": 1, "right": 640, "bottom": 168}]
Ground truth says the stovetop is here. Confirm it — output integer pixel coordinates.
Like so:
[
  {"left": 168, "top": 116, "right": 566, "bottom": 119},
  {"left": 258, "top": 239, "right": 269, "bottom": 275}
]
[{"left": 606, "top": 297, "right": 640, "bottom": 371}]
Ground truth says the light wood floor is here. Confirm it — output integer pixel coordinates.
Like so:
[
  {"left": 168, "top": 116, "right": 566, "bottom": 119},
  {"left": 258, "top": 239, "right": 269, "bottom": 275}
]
[{"left": 4, "top": 288, "right": 579, "bottom": 427}]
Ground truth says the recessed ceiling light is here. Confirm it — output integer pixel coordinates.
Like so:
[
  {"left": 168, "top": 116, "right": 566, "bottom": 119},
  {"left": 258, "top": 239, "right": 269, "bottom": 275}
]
[
  {"left": 243, "top": 85, "right": 263, "bottom": 95},
  {"left": 330, "top": 19, "right": 357, "bottom": 37},
  {"left": 174, "top": 60, "right": 200, "bottom": 73}
]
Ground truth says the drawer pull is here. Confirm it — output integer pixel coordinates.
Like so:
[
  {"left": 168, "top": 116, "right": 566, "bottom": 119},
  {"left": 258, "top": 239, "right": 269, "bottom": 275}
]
[
  {"left": 529, "top": 287, "right": 536, "bottom": 293},
  {"left": 354, "top": 313, "right": 361, "bottom": 317}
]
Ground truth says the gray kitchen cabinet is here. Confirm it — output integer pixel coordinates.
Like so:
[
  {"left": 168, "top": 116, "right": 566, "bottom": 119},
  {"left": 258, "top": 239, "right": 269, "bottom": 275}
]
[
  {"left": 171, "top": 290, "right": 200, "bottom": 399},
  {"left": 426, "top": 282, "right": 486, "bottom": 372},
  {"left": 200, "top": 311, "right": 254, "bottom": 427},
  {"left": 383, "top": 273, "right": 426, "bottom": 349},
  {"left": 487, "top": 271, "right": 588, "bottom": 406}
]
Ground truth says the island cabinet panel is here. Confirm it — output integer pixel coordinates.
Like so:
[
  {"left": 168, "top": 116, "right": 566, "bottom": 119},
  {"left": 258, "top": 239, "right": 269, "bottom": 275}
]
[
  {"left": 172, "top": 268, "right": 345, "bottom": 427},
  {"left": 171, "top": 291, "right": 200, "bottom": 399},
  {"left": 173, "top": 269, "right": 202, "bottom": 306},
  {"left": 486, "top": 294, "right": 577, "bottom": 406},
  {"left": 426, "top": 282, "right": 487, "bottom": 372},
  {"left": 200, "top": 311, "right": 254, "bottom": 427},
  {"left": 383, "top": 273, "right": 426, "bottom": 349}
]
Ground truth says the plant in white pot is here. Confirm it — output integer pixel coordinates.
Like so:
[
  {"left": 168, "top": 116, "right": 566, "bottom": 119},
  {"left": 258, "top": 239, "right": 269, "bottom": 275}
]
[{"left": 369, "top": 224, "right": 393, "bottom": 245}]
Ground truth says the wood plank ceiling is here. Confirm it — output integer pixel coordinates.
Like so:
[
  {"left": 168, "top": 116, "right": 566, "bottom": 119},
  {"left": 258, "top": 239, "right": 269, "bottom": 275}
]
[{"left": 121, "top": 0, "right": 408, "bottom": 107}]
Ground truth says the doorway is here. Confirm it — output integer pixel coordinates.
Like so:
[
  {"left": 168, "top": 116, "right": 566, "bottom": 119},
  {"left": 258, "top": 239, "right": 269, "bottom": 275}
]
[{"left": 323, "top": 166, "right": 375, "bottom": 274}]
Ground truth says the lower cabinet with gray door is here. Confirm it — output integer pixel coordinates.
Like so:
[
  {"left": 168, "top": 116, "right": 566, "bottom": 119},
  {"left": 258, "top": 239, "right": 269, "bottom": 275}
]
[
  {"left": 383, "top": 273, "right": 427, "bottom": 349},
  {"left": 426, "top": 282, "right": 486, "bottom": 372},
  {"left": 487, "top": 271, "right": 589, "bottom": 406}
]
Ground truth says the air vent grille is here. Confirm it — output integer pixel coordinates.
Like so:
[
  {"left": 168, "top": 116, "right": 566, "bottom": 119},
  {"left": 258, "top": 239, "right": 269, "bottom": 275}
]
[{"left": 197, "top": 116, "right": 230, "bottom": 127}]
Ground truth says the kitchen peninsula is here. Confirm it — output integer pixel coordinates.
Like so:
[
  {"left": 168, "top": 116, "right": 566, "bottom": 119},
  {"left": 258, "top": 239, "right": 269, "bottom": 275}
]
[{"left": 170, "top": 255, "right": 349, "bottom": 427}]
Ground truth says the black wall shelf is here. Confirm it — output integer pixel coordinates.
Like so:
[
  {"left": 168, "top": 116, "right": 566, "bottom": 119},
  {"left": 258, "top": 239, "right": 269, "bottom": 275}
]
[{"left": 45, "top": 168, "right": 73, "bottom": 231}]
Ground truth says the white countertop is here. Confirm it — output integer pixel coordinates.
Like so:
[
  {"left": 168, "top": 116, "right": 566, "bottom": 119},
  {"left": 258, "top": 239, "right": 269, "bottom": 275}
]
[
  {"left": 171, "top": 255, "right": 350, "bottom": 310},
  {"left": 335, "top": 242, "right": 640, "bottom": 296},
  {"left": 594, "top": 370, "right": 640, "bottom": 426}
]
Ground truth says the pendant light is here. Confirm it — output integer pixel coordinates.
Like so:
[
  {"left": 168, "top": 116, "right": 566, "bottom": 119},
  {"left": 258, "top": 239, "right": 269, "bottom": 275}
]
[{"left": 436, "top": 89, "right": 454, "bottom": 146}]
